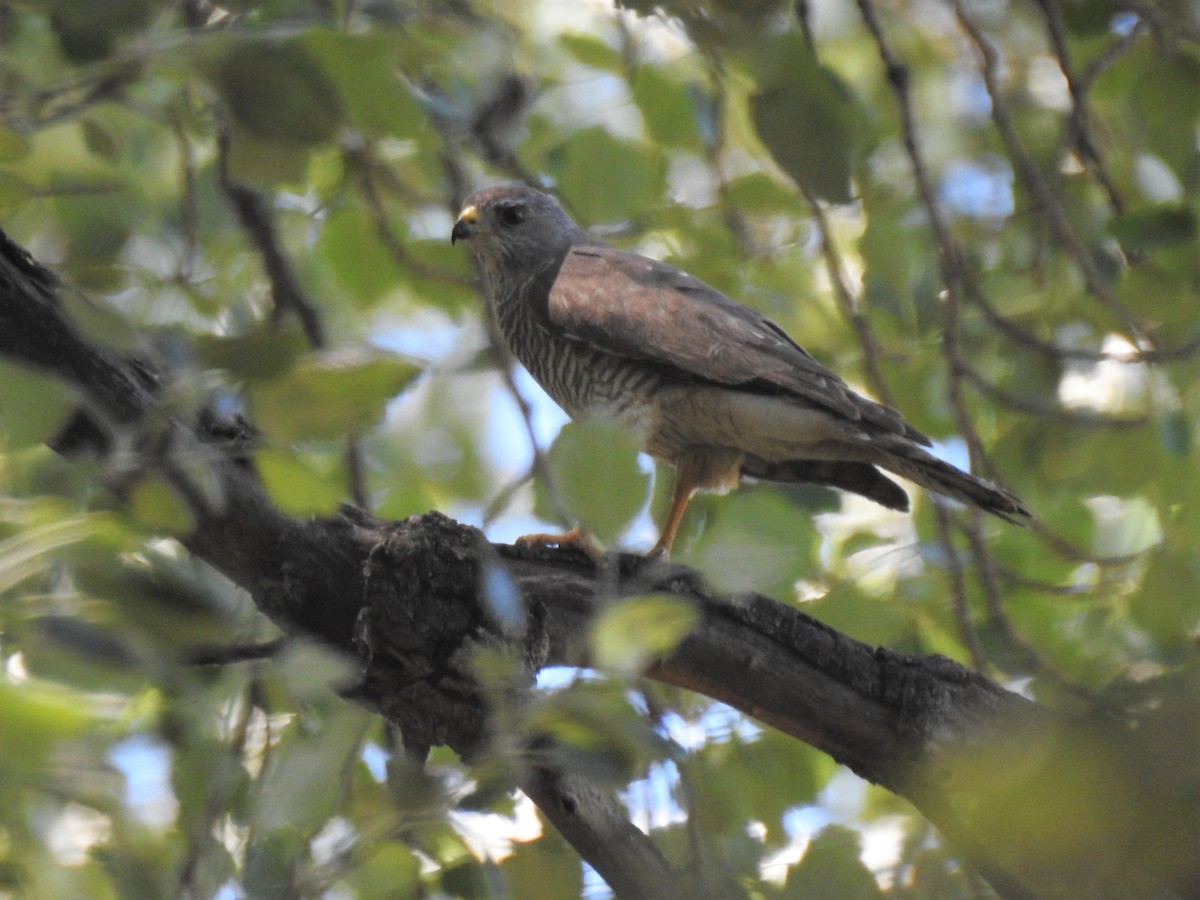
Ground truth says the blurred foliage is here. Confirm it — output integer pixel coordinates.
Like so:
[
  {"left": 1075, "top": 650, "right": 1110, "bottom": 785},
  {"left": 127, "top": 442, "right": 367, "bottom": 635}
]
[{"left": 1, "top": 0, "right": 1199, "bottom": 896}]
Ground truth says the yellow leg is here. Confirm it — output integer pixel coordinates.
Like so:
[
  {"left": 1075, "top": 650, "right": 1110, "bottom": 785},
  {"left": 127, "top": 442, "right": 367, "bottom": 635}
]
[{"left": 648, "top": 474, "right": 696, "bottom": 559}]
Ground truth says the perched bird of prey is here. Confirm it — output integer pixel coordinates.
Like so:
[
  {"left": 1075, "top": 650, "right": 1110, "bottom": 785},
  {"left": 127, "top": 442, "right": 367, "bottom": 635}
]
[{"left": 452, "top": 184, "right": 1030, "bottom": 556}]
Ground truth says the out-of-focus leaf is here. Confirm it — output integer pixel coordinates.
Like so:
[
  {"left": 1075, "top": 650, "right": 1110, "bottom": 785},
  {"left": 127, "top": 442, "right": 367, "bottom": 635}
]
[
  {"left": 783, "top": 825, "right": 883, "bottom": 899},
  {"left": 214, "top": 40, "right": 343, "bottom": 145},
  {"left": 552, "top": 127, "right": 665, "bottom": 223},
  {"left": 221, "top": 124, "right": 311, "bottom": 187},
  {"left": 501, "top": 826, "right": 582, "bottom": 900},
  {"left": 348, "top": 842, "right": 422, "bottom": 897},
  {"left": 724, "top": 172, "right": 798, "bottom": 212},
  {"left": 127, "top": 475, "right": 196, "bottom": 535},
  {"left": 750, "top": 32, "right": 863, "bottom": 204},
  {"left": 0, "top": 682, "right": 95, "bottom": 778},
  {"left": 1133, "top": 51, "right": 1200, "bottom": 179},
  {"left": 1087, "top": 495, "right": 1162, "bottom": 559},
  {"left": 250, "top": 352, "right": 422, "bottom": 442},
  {"left": 80, "top": 118, "right": 119, "bottom": 162},
  {"left": 632, "top": 66, "right": 700, "bottom": 149},
  {"left": 256, "top": 447, "right": 346, "bottom": 515},
  {"left": 1131, "top": 547, "right": 1200, "bottom": 648},
  {"left": 1109, "top": 205, "right": 1197, "bottom": 251},
  {"left": 54, "top": 191, "right": 133, "bottom": 290},
  {"left": 0, "top": 125, "right": 31, "bottom": 162},
  {"left": 303, "top": 31, "right": 422, "bottom": 138},
  {"left": 250, "top": 707, "right": 371, "bottom": 836},
  {"left": 195, "top": 326, "right": 308, "bottom": 380},
  {"left": 316, "top": 207, "right": 406, "bottom": 306},
  {"left": 541, "top": 419, "right": 651, "bottom": 544},
  {"left": 679, "top": 486, "right": 815, "bottom": 595},
  {"left": 559, "top": 32, "right": 623, "bottom": 72},
  {"left": 590, "top": 594, "right": 697, "bottom": 675},
  {"left": 1160, "top": 411, "right": 1193, "bottom": 458},
  {"left": 50, "top": 0, "right": 152, "bottom": 62},
  {"left": 0, "top": 361, "right": 76, "bottom": 449},
  {"left": 528, "top": 682, "right": 667, "bottom": 786},
  {"left": 0, "top": 508, "right": 105, "bottom": 594}
]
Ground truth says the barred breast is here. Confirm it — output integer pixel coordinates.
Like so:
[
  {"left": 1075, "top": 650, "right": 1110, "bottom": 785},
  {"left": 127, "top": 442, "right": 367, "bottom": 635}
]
[{"left": 492, "top": 287, "right": 666, "bottom": 449}]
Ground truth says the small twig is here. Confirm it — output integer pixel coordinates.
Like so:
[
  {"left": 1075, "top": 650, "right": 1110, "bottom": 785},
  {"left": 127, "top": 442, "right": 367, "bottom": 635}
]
[
  {"left": 1034, "top": 0, "right": 1129, "bottom": 216},
  {"left": 216, "top": 125, "right": 326, "bottom": 349},
  {"left": 187, "top": 639, "right": 286, "bottom": 666},
  {"left": 953, "top": 1, "right": 1145, "bottom": 338},
  {"left": 933, "top": 505, "right": 986, "bottom": 672},
  {"left": 958, "top": 363, "right": 1149, "bottom": 429},
  {"left": 802, "top": 185, "right": 896, "bottom": 406}
]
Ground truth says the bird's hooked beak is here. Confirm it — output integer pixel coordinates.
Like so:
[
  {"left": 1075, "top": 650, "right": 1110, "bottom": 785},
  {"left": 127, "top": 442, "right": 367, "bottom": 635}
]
[{"left": 451, "top": 205, "right": 478, "bottom": 245}]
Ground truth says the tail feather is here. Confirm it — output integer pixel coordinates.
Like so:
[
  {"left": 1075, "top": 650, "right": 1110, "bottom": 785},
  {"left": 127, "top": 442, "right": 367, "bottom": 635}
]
[
  {"left": 872, "top": 435, "right": 1032, "bottom": 524},
  {"left": 742, "top": 456, "right": 911, "bottom": 511}
]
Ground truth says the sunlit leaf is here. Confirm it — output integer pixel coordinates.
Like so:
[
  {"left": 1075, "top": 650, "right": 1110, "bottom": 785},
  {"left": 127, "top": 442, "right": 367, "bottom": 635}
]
[
  {"left": 128, "top": 474, "right": 196, "bottom": 535},
  {"left": 541, "top": 419, "right": 651, "bottom": 544},
  {"left": 552, "top": 127, "right": 666, "bottom": 223},
  {"left": 590, "top": 594, "right": 697, "bottom": 675},
  {"left": 303, "top": 31, "right": 422, "bottom": 138},
  {"left": 783, "top": 825, "right": 883, "bottom": 899},
  {"left": 250, "top": 352, "right": 422, "bottom": 442},
  {"left": 632, "top": 66, "right": 700, "bottom": 149},
  {"left": 0, "top": 361, "right": 76, "bottom": 449},
  {"left": 256, "top": 447, "right": 347, "bottom": 515}
]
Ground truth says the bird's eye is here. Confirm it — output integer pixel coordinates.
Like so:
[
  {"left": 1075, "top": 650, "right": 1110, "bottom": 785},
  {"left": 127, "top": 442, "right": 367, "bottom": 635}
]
[{"left": 495, "top": 204, "right": 526, "bottom": 227}]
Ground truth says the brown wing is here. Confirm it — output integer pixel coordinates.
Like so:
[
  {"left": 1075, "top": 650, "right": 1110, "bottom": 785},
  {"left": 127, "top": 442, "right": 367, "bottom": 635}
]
[{"left": 547, "top": 244, "right": 928, "bottom": 442}]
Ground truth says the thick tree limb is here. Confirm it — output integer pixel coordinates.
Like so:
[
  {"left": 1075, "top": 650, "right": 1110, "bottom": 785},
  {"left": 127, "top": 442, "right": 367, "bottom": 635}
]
[{"left": 3, "top": 228, "right": 1199, "bottom": 899}]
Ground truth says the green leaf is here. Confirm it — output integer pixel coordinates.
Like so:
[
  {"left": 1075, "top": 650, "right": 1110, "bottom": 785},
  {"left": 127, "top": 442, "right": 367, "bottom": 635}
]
[
  {"left": 679, "top": 486, "right": 816, "bottom": 595},
  {"left": 50, "top": 0, "right": 152, "bottom": 62},
  {"left": 750, "top": 33, "right": 863, "bottom": 204},
  {"left": 590, "top": 594, "right": 697, "bottom": 675},
  {"left": 0, "top": 125, "right": 31, "bottom": 162},
  {"left": 1133, "top": 51, "right": 1200, "bottom": 180},
  {"left": 552, "top": 127, "right": 665, "bottom": 223},
  {"left": 256, "top": 447, "right": 347, "bottom": 515},
  {"left": 195, "top": 325, "right": 309, "bottom": 380},
  {"left": 303, "top": 31, "right": 422, "bottom": 138},
  {"left": 0, "top": 361, "right": 76, "bottom": 448},
  {"left": 128, "top": 475, "right": 196, "bottom": 535},
  {"left": 542, "top": 419, "right": 651, "bottom": 543},
  {"left": 1109, "top": 205, "right": 1197, "bottom": 251},
  {"left": 1130, "top": 547, "right": 1200, "bottom": 648},
  {"left": 0, "top": 682, "right": 95, "bottom": 778},
  {"left": 220, "top": 124, "right": 312, "bottom": 188},
  {"left": 215, "top": 40, "right": 343, "bottom": 145},
  {"left": 1160, "top": 411, "right": 1193, "bottom": 458},
  {"left": 632, "top": 66, "right": 700, "bottom": 149},
  {"left": 316, "top": 207, "right": 406, "bottom": 306},
  {"left": 783, "top": 825, "right": 883, "bottom": 899},
  {"left": 250, "top": 352, "right": 422, "bottom": 442},
  {"left": 724, "top": 172, "right": 798, "bottom": 212},
  {"left": 559, "top": 32, "right": 623, "bottom": 72},
  {"left": 500, "top": 828, "right": 582, "bottom": 900}
]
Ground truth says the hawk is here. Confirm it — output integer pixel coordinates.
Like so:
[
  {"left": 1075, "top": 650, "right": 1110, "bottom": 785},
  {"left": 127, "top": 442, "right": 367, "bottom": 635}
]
[{"left": 452, "top": 184, "right": 1030, "bottom": 556}]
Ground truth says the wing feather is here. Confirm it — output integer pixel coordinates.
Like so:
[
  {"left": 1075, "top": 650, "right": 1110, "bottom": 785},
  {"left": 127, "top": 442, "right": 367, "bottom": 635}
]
[{"left": 547, "top": 245, "right": 926, "bottom": 441}]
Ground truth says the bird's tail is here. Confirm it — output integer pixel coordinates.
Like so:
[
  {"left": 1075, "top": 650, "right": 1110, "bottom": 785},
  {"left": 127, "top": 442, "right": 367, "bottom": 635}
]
[{"left": 871, "top": 435, "right": 1032, "bottom": 524}]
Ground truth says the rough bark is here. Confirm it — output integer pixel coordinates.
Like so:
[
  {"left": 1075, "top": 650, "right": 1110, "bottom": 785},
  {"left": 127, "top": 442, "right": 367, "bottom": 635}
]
[{"left": 3, "top": 227, "right": 1198, "bottom": 899}]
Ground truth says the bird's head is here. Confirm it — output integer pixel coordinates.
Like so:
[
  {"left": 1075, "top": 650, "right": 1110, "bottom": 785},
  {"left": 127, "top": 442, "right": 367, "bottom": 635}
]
[{"left": 452, "top": 184, "right": 585, "bottom": 286}]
